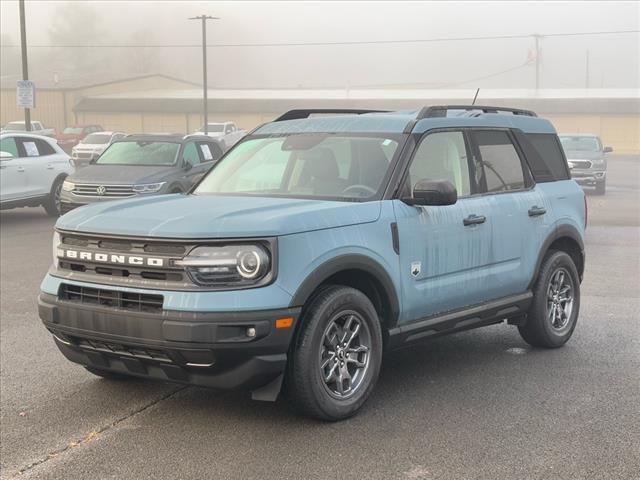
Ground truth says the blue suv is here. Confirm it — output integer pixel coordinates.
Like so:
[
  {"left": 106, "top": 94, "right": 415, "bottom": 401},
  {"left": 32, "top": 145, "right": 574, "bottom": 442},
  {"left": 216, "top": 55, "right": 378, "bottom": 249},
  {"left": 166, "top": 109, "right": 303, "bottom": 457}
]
[{"left": 39, "top": 106, "right": 586, "bottom": 420}]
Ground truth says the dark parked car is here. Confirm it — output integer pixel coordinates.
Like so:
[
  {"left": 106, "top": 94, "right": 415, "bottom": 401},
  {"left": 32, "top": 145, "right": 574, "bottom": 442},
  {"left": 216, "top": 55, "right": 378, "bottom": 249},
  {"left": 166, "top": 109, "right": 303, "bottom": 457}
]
[
  {"left": 59, "top": 134, "right": 224, "bottom": 214},
  {"left": 559, "top": 133, "right": 612, "bottom": 195}
]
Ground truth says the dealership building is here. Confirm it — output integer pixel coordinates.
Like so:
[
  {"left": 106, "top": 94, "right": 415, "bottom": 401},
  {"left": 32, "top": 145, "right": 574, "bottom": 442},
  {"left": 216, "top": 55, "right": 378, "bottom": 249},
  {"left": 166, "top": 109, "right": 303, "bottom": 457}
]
[{"left": 1, "top": 74, "right": 638, "bottom": 153}]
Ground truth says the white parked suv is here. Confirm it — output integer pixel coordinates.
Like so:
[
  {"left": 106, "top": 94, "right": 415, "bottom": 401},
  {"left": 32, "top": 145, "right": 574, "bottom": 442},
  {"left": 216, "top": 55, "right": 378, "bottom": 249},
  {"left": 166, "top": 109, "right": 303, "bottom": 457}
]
[
  {"left": 71, "top": 131, "right": 126, "bottom": 169},
  {"left": 193, "top": 121, "right": 246, "bottom": 149},
  {"left": 0, "top": 133, "right": 74, "bottom": 216}
]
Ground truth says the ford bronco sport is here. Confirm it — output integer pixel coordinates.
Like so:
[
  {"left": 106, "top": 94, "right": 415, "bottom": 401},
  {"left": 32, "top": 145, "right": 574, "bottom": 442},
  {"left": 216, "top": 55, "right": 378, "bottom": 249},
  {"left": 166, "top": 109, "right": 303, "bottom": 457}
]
[{"left": 39, "top": 106, "right": 586, "bottom": 421}]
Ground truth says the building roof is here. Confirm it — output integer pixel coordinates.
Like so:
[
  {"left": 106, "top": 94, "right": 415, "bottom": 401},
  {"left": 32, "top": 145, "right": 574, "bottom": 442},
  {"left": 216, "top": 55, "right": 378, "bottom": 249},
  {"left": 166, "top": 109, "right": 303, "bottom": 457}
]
[
  {"left": 73, "top": 88, "right": 640, "bottom": 115},
  {"left": 0, "top": 73, "right": 200, "bottom": 90}
]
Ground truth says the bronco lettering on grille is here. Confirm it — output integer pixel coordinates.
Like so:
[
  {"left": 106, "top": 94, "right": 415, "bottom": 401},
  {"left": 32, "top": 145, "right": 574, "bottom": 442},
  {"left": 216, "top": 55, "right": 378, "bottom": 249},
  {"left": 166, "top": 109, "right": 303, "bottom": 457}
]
[{"left": 58, "top": 249, "right": 165, "bottom": 267}]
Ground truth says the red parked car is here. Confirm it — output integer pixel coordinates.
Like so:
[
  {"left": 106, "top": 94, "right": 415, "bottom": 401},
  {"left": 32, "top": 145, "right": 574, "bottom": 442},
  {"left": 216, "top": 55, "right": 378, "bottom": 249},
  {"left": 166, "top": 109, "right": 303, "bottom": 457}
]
[{"left": 56, "top": 125, "right": 103, "bottom": 153}]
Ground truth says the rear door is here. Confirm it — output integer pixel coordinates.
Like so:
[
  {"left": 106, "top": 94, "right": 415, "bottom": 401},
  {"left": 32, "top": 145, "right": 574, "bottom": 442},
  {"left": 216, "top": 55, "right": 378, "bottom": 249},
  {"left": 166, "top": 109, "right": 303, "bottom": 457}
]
[
  {"left": 0, "top": 137, "right": 27, "bottom": 201},
  {"left": 14, "top": 137, "right": 61, "bottom": 197},
  {"left": 468, "top": 129, "right": 549, "bottom": 297},
  {"left": 393, "top": 129, "right": 494, "bottom": 322}
]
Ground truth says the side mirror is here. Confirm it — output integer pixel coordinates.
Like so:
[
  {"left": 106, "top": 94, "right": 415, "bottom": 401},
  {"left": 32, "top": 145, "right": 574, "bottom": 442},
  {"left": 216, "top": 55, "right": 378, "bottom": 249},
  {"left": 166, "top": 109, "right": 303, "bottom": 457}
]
[
  {"left": 603, "top": 146, "right": 613, "bottom": 153},
  {"left": 0, "top": 151, "right": 14, "bottom": 160},
  {"left": 183, "top": 161, "right": 192, "bottom": 171},
  {"left": 403, "top": 179, "right": 457, "bottom": 206}
]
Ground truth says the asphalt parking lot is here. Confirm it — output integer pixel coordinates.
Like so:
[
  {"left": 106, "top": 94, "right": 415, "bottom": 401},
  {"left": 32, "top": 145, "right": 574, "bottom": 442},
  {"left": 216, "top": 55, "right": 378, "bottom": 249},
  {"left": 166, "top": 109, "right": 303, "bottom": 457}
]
[{"left": 1, "top": 156, "right": 638, "bottom": 480}]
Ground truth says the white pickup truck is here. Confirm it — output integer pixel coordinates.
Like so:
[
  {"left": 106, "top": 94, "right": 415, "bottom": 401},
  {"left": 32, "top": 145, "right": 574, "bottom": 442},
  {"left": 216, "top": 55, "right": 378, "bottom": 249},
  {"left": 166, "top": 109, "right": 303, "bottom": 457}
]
[
  {"left": 193, "top": 121, "right": 246, "bottom": 150},
  {"left": 1, "top": 120, "right": 56, "bottom": 137}
]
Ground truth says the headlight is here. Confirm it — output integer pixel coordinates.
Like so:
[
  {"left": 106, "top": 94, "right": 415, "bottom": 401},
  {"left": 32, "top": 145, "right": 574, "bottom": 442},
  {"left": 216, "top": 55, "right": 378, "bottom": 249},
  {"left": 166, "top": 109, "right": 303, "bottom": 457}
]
[
  {"left": 133, "top": 182, "right": 165, "bottom": 194},
  {"left": 62, "top": 180, "right": 75, "bottom": 192},
  {"left": 176, "top": 244, "right": 271, "bottom": 286},
  {"left": 52, "top": 231, "right": 61, "bottom": 264}
]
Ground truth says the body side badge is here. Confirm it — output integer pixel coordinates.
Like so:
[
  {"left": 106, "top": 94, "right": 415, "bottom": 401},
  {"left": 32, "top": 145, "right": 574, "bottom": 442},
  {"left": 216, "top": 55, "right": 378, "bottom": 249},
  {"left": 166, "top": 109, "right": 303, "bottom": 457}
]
[{"left": 410, "top": 261, "right": 421, "bottom": 278}]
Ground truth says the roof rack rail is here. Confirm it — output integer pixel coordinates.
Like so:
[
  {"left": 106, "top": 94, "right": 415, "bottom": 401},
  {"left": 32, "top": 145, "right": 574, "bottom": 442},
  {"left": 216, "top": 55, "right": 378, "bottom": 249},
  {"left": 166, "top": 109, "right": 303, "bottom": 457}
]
[
  {"left": 417, "top": 105, "right": 537, "bottom": 119},
  {"left": 274, "top": 109, "right": 389, "bottom": 122}
]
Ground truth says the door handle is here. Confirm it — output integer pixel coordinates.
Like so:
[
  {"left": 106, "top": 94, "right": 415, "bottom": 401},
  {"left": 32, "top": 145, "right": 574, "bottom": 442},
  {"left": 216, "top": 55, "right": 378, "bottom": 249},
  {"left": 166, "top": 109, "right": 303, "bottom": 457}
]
[
  {"left": 16, "top": 166, "right": 25, "bottom": 173},
  {"left": 528, "top": 206, "right": 547, "bottom": 217},
  {"left": 463, "top": 214, "right": 486, "bottom": 226},
  {"left": 46, "top": 164, "right": 55, "bottom": 170}
]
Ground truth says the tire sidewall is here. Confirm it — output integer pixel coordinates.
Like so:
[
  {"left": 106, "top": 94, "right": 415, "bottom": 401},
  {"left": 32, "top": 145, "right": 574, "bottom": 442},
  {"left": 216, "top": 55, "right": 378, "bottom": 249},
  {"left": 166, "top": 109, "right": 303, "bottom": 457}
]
[
  {"left": 533, "top": 251, "right": 581, "bottom": 346},
  {"left": 292, "top": 287, "right": 383, "bottom": 420}
]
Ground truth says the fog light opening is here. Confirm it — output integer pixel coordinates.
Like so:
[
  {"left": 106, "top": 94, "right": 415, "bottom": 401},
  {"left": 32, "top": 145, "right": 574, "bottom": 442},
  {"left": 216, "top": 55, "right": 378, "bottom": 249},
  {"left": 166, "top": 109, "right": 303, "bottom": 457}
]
[{"left": 246, "top": 327, "right": 257, "bottom": 338}]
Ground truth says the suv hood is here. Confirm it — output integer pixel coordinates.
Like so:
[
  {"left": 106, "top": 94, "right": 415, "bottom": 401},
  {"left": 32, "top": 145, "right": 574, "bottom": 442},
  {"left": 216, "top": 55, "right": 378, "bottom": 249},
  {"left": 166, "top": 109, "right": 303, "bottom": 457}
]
[
  {"left": 68, "top": 165, "right": 176, "bottom": 185},
  {"left": 57, "top": 194, "right": 382, "bottom": 238}
]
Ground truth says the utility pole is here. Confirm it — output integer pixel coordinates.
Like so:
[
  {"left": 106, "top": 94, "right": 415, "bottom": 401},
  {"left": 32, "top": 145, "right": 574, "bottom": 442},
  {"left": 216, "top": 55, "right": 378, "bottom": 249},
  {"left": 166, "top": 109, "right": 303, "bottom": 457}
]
[
  {"left": 532, "top": 34, "right": 542, "bottom": 91},
  {"left": 585, "top": 49, "right": 590, "bottom": 89},
  {"left": 189, "top": 15, "right": 219, "bottom": 135},
  {"left": 19, "top": 0, "right": 31, "bottom": 131}
]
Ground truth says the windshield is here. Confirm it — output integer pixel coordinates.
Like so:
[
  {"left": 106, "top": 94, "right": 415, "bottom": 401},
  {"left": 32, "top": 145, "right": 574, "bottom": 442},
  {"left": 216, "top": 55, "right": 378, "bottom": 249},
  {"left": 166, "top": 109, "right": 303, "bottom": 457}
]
[
  {"left": 559, "top": 136, "right": 601, "bottom": 152},
  {"left": 201, "top": 124, "right": 225, "bottom": 132},
  {"left": 82, "top": 133, "right": 111, "bottom": 145},
  {"left": 96, "top": 140, "right": 180, "bottom": 166},
  {"left": 63, "top": 127, "right": 84, "bottom": 134},
  {"left": 194, "top": 134, "right": 400, "bottom": 201},
  {"left": 3, "top": 123, "right": 26, "bottom": 131}
]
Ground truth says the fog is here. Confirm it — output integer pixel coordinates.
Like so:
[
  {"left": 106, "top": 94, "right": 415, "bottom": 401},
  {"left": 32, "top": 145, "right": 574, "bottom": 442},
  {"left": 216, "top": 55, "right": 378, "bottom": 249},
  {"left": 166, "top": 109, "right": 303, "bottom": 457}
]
[{"left": 1, "top": 0, "right": 638, "bottom": 89}]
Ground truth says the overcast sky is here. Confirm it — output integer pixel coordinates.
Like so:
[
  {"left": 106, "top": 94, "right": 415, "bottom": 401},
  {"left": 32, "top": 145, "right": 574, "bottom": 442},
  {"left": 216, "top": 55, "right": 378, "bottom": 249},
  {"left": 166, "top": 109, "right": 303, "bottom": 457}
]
[{"left": 1, "top": 0, "right": 638, "bottom": 89}]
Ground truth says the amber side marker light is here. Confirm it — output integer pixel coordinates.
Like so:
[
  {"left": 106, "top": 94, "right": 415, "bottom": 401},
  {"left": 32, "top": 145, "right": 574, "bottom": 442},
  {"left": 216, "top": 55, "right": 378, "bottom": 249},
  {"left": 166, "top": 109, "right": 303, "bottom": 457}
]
[{"left": 275, "top": 317, "right": 294, "bottom": 329}]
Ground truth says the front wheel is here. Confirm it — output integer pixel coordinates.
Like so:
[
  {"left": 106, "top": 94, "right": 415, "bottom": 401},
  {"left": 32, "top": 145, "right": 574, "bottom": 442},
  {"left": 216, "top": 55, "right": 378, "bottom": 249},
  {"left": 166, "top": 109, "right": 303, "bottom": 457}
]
[
  {"left": 43, "top": 176, "right": 65, "bottom": 217},
  {"left": 518, "top": 251, "right": 581, "bottom": 348},
  {"left": 286, "top": 285, "right": 383, "bottom": 421}
]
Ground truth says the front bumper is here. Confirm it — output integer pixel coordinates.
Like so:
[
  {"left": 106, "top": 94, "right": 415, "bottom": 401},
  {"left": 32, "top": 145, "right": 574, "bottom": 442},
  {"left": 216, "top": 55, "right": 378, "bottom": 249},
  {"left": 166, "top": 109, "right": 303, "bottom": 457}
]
[
  {"left": 571, "top": 169, "right": 606, "bottom": 186},
  {"left": 38, "top": 292, "right": 300, "bottom": 391}
]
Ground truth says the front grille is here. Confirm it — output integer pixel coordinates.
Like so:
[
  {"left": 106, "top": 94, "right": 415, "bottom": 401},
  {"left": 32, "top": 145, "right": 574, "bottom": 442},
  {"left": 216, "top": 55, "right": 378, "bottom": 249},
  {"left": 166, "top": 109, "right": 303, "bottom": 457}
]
[
  {"left": 59, "top": 284, "right": 163, "bottom": 313},
  {"left": 60, "top": 202, "right": 82, "bottom": 215},
  {"left": 570, "top": 160, "right": 592, "bottom": 169},
  {"left": 72, "top": 184, "right": 135, "bottom": 198},
  {"left": 72, "top": 152, "right": 94, "bottom": 160},
  {"left": 56, "top": 233, "right": 189, "bottom": 287}
]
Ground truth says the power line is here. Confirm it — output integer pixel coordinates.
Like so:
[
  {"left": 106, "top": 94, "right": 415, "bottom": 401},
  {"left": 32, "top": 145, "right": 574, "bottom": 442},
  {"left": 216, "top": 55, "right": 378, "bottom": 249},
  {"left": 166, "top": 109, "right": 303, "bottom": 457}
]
[{"left": 1, "top": 29, "right": 638, "bottom": 48}]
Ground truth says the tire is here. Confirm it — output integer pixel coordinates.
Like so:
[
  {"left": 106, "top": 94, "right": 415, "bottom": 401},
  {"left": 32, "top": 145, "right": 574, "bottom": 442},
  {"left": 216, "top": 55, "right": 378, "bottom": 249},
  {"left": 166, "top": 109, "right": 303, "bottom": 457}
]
[
  {"left": 170, "top": 186, "right": 183, "bottom": 194},
  {"left": 518, "top": 251, "right": 580, "bottom": 348},
  {"left": 85, "top": 367, "right": 131, "bottom": 380},
  {"left": 43, "top": 176, "right": 65, "bottom": 217},
  {"left": 595, "top": 180, "right": 606, "bottom": 195},
  {"left": 286, "top": 285, "right": 383, "bottom": 421}
]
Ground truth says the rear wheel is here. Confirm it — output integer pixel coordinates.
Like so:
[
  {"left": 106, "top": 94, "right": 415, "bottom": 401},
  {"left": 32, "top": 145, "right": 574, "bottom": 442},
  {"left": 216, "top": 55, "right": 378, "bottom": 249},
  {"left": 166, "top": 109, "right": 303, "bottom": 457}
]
[
  {"left": 43, "top": 176, "right": 65, "bottom": 217},
  {"left": 286, "top": 285, "right": 383, "bottom": 421},
  {"left": 518, "top": 251, "right": 580, "bottom": 348}
]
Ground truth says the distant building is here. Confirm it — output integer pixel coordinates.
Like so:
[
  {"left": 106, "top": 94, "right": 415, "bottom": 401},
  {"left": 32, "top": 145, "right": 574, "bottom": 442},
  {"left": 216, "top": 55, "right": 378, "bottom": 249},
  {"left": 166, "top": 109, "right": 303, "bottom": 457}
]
[{"left": 1, "top": 74, "right": 638, "bottom": 153}]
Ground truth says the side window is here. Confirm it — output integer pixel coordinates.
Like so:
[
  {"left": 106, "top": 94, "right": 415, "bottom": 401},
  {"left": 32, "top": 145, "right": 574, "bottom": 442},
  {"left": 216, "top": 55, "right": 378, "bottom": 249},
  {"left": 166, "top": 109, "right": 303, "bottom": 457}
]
[
  {"left": 523, "top": 133, "right": 570, "bottom": 181},
  {"left": 15, "top": 138, "right": 55, "bottom": 157},
  {"left": 409, "top": 131, "right": 472, "bottom": 197},
  {"left": 0, "top": 137, "right": 19, "bottom": 157},
  {"left": 472, "top": 130, "right": 526, "bottom": 192},
  {"left": 182, "top": 142, "right": 201, "bottom": 166},
  {"left": 198, "top": 142, "right": 223, "bottom": 162},
  {"left": 225, "top": 125, "right": 234, "bottom": 134}
]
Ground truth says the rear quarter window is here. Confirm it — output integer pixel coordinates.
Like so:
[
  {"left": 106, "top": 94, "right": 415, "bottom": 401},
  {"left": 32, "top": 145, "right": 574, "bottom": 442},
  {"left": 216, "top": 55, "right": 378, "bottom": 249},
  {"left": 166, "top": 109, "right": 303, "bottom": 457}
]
[{"left": 517, "top": 132, "right": 570, "bottom": 182}]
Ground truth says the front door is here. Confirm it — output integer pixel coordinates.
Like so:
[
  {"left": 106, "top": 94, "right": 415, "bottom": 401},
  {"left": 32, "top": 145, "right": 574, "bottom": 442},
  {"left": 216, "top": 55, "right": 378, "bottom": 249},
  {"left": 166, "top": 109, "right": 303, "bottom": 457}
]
[{"left": 393, "top": 130, "right": 493, "bottom": 324}]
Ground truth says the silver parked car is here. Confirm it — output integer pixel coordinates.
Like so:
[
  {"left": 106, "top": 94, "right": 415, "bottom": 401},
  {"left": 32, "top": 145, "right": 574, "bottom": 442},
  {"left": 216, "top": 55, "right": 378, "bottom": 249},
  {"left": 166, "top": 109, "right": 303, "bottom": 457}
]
[
  {"left": 71, "top": 131, "right": 126, "bottom": 169},
  {"left": 0, "top": 133, "right": 74, "bottom": 216},
  {"left": 559, "top": 133, "right": 612, "bottom": 195}
]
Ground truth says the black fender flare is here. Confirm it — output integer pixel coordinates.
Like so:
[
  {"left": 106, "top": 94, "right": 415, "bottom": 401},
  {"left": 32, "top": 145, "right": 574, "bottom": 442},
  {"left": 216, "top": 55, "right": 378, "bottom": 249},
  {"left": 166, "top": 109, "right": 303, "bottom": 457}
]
[
  {"left": 289, "top": 254, "right": 400, "bottom": 327},
  {"left": 529, "top": 224, "right": 585, "bottom": 288}
]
